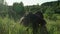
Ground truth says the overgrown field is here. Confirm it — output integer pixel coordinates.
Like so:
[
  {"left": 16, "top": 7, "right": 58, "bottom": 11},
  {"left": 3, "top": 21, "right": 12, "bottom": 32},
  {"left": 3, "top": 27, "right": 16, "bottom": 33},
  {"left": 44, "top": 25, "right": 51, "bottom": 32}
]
[{"left": 0, "top": 15, "right": 60, "bottom": 34}]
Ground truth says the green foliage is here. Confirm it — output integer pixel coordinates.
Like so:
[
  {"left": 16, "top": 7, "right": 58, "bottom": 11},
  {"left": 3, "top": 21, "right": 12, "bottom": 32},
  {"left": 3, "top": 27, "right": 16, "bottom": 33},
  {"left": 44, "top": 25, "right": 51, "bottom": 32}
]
[
  {"left": 0, "top": 15, "right": 60, "bottom": 34},
  {"left": 25, "top": 4, "right": 41, "bottom": 13},
  {"left": 0, "top": 16, "right": 25, "bottom": 34},
  {"left": 0, "top": 0, "right": 4, "bottom": 4},
  {"left": 0, "top": 2, "right": 8, "bottom": 17},
  {"left": 10, "top": 2, "right": 25, "bottom": 20},
  {"left": 44, "top": 6, "right": 55, "bottom": 20},
  {"left": 40, "top": 1, "right": 60, "bottom": 14},
  {"left": 13, "top": 2, "right": 25, "bottom": 16},
  {"left": 42, "top": 1, "right": 60, "bottom": 20},
  {"left": 0, "top": 1, "right": 60, "bottom": 34}
]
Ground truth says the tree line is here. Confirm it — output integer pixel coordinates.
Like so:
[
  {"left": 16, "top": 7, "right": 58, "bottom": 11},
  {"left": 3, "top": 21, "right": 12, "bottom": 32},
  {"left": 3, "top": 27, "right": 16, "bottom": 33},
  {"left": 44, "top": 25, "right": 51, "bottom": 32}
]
[{"left": 0, "top": 0, "right": 60, "bottom": 21}]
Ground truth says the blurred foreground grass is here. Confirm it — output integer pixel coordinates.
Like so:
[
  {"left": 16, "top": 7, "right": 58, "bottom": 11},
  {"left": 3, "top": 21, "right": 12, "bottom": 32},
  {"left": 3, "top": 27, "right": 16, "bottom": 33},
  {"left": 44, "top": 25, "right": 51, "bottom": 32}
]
[{"left": 0, "top": 16, "right": 60, "bottom": 34}]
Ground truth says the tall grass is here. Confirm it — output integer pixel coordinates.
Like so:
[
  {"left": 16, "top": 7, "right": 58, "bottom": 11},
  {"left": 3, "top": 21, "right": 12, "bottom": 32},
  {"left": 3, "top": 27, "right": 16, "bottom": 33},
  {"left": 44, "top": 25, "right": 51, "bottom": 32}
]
[
  {"left": 0, "top": 16, "right": 27, "bottom": 34},
  {"left": 46, "top": 19, "right": 60, "bottom": 34},
  {"left": 0, "top": 16, "right": 60, "bottom": 34}
]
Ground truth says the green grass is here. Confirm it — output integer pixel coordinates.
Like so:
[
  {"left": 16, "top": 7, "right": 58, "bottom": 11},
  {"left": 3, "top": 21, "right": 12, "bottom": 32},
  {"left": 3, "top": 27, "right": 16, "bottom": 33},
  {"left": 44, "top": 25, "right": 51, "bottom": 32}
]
[
  {"left": 0, "top": 15, "right": 60, "bottom": 34},
  {"left": 46, "top": 18, "right": 60, "bottom": 34},
  {"left": 0, "top": 16, "right": 32, "bottom": 34}
]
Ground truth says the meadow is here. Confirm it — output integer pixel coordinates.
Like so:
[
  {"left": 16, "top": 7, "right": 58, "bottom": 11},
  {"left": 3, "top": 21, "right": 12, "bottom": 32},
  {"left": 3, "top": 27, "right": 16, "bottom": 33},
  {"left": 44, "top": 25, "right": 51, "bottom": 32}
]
[
  {"left": 0, "top": 14, "right": 60, "bottom": 34},
  {"left": 0, "top": 0, "right": 60, "bottom": 34}
]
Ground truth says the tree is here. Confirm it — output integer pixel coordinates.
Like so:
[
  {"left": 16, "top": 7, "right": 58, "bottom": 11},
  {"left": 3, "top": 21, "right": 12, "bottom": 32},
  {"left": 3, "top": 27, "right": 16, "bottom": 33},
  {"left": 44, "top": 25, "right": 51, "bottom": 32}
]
[
  {"left": 0, "top": 0, "right": 4, "bottom": 4},
  {"left": 13, "top": 2, "right": 25, "bottom": 16},
  {"left": 12, "top": 2, "right": 25, "bottom": 20},
  {"left": 0, "top": 0, "right": 4, "bottom": 11}
]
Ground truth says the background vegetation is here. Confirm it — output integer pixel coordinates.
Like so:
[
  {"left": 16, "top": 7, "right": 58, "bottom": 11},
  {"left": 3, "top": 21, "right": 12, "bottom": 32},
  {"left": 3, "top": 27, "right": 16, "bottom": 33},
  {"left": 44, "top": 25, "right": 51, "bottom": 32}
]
[{"left": 0, "top": 0, "right": 60, "bottom": 34}]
